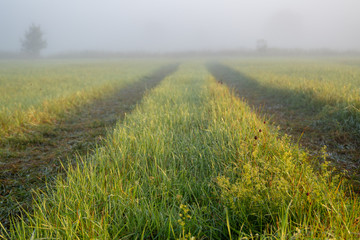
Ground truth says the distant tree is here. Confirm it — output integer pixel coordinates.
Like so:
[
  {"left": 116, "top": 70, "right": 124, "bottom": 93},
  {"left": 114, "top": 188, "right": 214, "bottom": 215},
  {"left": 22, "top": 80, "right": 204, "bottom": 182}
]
[
  {"left": 21, "top": 24, "right": 47, "bottom": 57},
  {"left": 256, "top": 39, "right": 267, "bottom": 53}
]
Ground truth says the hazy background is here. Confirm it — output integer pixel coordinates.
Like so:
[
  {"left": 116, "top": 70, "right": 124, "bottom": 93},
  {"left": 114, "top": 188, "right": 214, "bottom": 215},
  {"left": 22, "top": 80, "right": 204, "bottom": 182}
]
[{"left": 1, "top": 0, "right": 360, "bottom": 54}]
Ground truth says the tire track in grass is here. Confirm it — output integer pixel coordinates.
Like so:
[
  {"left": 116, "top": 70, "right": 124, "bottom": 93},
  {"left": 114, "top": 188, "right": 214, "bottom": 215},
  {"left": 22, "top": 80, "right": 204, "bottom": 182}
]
[
  {"left": 9, "top": 63, "right": 360, "bottom": 238},
  {"left": 207, "top": 62, "right": 360, "bottom": 188},
  {"left": 0, "top": 63, "right": 178, "bottom": 230}
]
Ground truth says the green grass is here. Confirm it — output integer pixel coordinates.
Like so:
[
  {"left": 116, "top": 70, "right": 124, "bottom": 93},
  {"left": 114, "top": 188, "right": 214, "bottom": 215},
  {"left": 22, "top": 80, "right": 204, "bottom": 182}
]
[
  {"left": 4, "top": 62, "right": 360, "bottom": 239},
  {"left": 220, "top": 58, "right": 360, "bottom": 139},
  {"left": 0, "top": 59, "right": 165, "bottom": 140},
  {"left": 0, "top": 61, "right": 178, "bottom": 232}
]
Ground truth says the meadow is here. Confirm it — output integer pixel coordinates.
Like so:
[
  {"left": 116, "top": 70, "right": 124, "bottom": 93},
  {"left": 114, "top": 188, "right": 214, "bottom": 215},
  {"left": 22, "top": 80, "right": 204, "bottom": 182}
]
[
  {"left": 0, "top": 59, "right": 165, "bottom": 141},
  {"left": 220, "top": 58, "right": 360, "bottom": 139},
  {"left": 0, "top": 59, "right": 176, "bottom": 230},
  {"left": 1, "top": 58, "right": 360, "bottom": 239}
]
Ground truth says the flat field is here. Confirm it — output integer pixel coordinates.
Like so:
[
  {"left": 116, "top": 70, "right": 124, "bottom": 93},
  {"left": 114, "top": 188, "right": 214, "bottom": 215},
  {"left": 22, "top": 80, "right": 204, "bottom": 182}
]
[
  {"left": 0, "top": 59, "right": 176, "bottom": 231},
  {"left": 1, "top": 58, "right": 360, "bottom": 239},
  {"left": 209, "top": 58, "right": 360, "bottom": 179},
  {"left": 221, "top": 58, "right": 360, "bottom": 128},
  {"left": 0, "top": 59, "right": 167, "bottom": 139}
]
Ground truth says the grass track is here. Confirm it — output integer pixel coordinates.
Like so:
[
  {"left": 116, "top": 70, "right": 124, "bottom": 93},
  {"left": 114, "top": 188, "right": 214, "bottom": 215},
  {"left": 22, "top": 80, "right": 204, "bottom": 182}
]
[
  {"left": 0, "top": 64, "right": 178, "bottom": 232},
  {"left": 220, "top": 59, "right": 360, "bottom": 139},
  {"left": 4, "top": 62, "right": 360, "bottom": 239},
  {"left": 0, "top": 60, "right": 163, "bottom": 111},
  {"left": 207, "top": 61, "right": 360, "bottom": 186},
  {"left": 0, "top": 60, "right": 165, "bottom": 141}
]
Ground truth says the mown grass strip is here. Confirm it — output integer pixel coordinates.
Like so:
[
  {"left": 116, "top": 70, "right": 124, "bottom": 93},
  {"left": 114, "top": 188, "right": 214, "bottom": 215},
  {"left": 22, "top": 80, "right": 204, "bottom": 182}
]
[{"left": 5, "top": 62, "right": 360, "bottom": 239}]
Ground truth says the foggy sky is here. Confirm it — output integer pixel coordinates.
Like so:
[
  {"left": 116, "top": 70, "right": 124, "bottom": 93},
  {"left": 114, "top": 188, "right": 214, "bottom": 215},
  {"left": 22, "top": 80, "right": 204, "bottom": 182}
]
[{"left": 1, "top": 0, "right": 360, "bottom": 54}]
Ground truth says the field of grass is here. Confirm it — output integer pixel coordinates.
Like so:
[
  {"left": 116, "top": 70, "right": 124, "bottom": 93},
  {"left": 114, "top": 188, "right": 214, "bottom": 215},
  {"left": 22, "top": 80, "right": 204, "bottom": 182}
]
[
  {"left": 2, "top": 61, "right": 360, "bottom": 239},
  {"left": 0, "top": 59, "right": 165, "bottom": 141},
  {"left": 220, "top": 58, "right": 360, "bottom": 139},
  {"left": 0, "top": 60, "right": 177, "bottom": 230}
]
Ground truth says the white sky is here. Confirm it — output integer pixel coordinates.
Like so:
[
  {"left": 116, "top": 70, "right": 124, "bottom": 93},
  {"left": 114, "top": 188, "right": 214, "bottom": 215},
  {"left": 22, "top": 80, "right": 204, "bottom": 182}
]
[{"left": 1, "top": 0, "right": 360, "bottom": 53}]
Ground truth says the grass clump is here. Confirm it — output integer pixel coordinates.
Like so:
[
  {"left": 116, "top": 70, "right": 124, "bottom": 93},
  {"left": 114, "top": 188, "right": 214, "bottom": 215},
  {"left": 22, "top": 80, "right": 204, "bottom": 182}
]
[{"left": 4, "top": 62, "right": 360, "bottom": 239}]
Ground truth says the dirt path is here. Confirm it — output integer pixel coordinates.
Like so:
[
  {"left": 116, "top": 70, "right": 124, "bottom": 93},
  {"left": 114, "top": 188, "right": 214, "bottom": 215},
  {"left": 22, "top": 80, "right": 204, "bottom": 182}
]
[
  {"left": 0, "top": 63, "right": 178, "bottom": 229},
  {"left": 207, "top": 63, "right": 360, "bottom": 188}
]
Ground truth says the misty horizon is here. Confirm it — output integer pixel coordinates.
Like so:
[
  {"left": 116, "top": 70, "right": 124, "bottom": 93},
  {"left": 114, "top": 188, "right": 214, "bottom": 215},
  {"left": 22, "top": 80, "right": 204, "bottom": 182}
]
[{"left": 1, "top": 0, "right": 360, "bottom": 55}]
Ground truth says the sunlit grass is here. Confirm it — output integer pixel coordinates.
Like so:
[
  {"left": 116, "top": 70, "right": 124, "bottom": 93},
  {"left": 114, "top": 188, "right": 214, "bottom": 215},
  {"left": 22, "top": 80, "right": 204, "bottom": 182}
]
[
  {"left": 5, "top": 62, "right": 360, "bottom": 239},
  {"left": 222, "top": 58, "right": 360, "bottom": 137},
  {"left": 223, "top": 59, "right": 360, "bottom": 107},
  {"left": 0, "top": 59, "right": 165, "bottom": 140}
]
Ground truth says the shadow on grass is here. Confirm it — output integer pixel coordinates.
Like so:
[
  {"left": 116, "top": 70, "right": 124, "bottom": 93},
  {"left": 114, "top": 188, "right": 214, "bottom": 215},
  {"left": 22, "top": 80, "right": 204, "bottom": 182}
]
[
  {"left": 207, "top": 62, "right": 360, "bottom": 138},
  {"left": 207, "top": 62, "right": 360, "bottom": 189},
  {"left": 0, "top": 63, "right": 179, "bottom": 230},
  {"left": 207, "top": 62, "right": 327, "bottom": 114}
]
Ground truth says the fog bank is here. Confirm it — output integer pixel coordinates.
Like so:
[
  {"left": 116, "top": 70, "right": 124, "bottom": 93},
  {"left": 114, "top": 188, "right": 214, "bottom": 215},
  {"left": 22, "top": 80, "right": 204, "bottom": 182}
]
[{"left": 1, "top": 0, "right": 360, "bottom": 54}]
